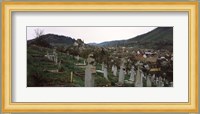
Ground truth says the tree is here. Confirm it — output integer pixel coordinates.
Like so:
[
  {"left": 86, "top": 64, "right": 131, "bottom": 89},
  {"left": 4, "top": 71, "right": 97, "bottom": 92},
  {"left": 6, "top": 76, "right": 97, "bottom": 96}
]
[{"left": 34, "top": 28, "right": 44, "bottom": 38}]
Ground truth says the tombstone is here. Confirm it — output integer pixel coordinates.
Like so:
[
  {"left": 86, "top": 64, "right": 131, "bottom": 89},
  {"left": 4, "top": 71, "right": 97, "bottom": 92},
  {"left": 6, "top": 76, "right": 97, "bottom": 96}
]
[
  {"left": 46, "top": 51, "right": 50, "bottom": 59},
  {"left": 118, "top": 65, "right": 125, "bottom": 85},
  {"left": 85, "top": 65, "right": 94, "bottom": 87},
  {"left": 146, "top": 75, "right": 152, "bottom": 87},
  {"left": 158, "top": 76, "right": 163, "bottom": 87},
  {"left": 111, "top": 65, "right": 115, "bottom": 72},
  {"left": 70, "top": 72, "right": 73, "bottom": 83},
  {"left": 134, "top": 62, "right": 143, "bottom": 87},
  {"left": 83, "top": 60, "right": 86, "bottom": 65},
  {"left": 52, "top": 50, "right": 57, "bottom": 64},
  {"left": 151, "top": 74, "right": 155, "bottom": 82},
  {"left": 155, "top": 77, "right": 159, "bottom": 87},
  {"left": 129, "top": 66, "right": 136, "bottom": 81},
  {"left": 113, "top": 65, "right": 118, "bottom": 76},
  {"left": 77, "top": 55, "right": 80, "bottom": 61},
  {"left": 58, "top": 60, "right": 61, "bottom": 70},
  {"left": 103, "top": 65, "right": 109, "bottom": 80},
  {"left": 118, "top": 58, "right": 126, "bottom": 85},
  {"left": 137, "top": 51, "right": 140, "bottom": 55},
  {"left": 140, "top": 71, "right": 144, "bottom": 87},
  {"left": 143, "top": 54, "right": 147, "bottom": 58},
  {"left": 53, "top": 48, "right": 56, "bottom": 55},
  {"left": 144, "top": 64, "right": 150, "bottom": 71},
  {"left": 102, "top": 62, "right": 104, "bottom": 71},
  {"left": 85, "top": 54, "right": 96, "bottom": 87},
  {"left": 55, "top": 56, "right": 58, "bottom": 65}
]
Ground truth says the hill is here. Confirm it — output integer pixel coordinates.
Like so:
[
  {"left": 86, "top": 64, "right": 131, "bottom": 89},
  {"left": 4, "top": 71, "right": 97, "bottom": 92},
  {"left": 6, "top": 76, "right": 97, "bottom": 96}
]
[
  {"left": 27, "top": 34, "right": 76, "bottom": 47},
  {"left": 97, "top": 27, "right": 173, "bottom": 50}
]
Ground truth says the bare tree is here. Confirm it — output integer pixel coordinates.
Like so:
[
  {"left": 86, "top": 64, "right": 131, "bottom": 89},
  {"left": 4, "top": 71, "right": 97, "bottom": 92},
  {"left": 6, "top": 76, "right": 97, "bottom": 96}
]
[{"left": 34, "top": 28, "right": 44, "bottom": 38}]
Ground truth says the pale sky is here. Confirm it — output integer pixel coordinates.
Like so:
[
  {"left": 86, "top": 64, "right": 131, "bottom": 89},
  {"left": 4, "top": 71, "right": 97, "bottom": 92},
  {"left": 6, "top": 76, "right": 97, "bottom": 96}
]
[{"left": 27, "top": 27, "right": 157, "bottom": 43}]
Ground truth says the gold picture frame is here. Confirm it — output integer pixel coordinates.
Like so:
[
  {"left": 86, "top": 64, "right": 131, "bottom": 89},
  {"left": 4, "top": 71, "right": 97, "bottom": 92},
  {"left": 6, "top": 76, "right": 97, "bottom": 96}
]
[{"left": 2, "top": 1, "right": 199, "bottom": 112}]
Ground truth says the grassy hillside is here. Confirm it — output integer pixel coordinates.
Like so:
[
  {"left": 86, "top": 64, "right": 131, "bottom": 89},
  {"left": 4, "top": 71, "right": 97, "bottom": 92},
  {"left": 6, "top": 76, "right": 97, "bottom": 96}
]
[{"left": 27, "top": 45, "right": 129, "bottom": 87}]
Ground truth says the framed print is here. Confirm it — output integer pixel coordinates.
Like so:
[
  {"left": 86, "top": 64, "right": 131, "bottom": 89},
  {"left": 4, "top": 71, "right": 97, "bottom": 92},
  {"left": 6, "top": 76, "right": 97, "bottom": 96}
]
[{"left": 2, "top": 1, "right": 199, "bottom": 112}]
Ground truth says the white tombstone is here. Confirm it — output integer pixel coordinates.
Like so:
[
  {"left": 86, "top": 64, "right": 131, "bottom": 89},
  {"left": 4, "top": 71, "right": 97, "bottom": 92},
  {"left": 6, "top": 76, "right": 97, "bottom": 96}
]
[
  {"left": 143, "top": 54, "right": 147, "bottom": 58},
  {"left": 135, "top": 62, "right": 143, "bottom": 87},
  {"left": 158, "top": 77, "right": 163, "bottom": 87},
  {"left": 129, "top": 66, "right": 136, "bottom": 81},
  {"left": 46, "top": 51, "right": 50, "bottom": 59},
  {"left": 146, "top": 75, "right": 152, "bottom": 87},
  {"left": 151, "top": 74, "right": 155, "bottom": 82},
  {"left": 118, "top": 65, "right": 125, "bottom": 85},
  {"left": 58, "top": 60, "right": 61, "bottom": 70},
  {"left": 111, "top": 65, "right": 115, "bottom": 72},
  {"left": 103, "top": 66, "right": 109, "bottom": 80},
  {"left": 113, "top": 65, "right": 118, "bottom": 76},
  {"left": 137, "top": 51, "right": 140, "bottom": 55},
  {"left": 155, "top": 77, "right": 159, "bottom": 87},
  {"left": 77, "top": 55, "right": 80, "bottom": 61},
  {"left": 140, "top": 71, "right": 144, "bottom": 87}
]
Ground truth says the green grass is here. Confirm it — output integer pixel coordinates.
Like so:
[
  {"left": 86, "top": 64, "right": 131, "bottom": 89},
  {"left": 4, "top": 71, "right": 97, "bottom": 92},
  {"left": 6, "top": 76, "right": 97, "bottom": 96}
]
[{"left": 27, "top": 45, "right": 138, "bottom": 87}]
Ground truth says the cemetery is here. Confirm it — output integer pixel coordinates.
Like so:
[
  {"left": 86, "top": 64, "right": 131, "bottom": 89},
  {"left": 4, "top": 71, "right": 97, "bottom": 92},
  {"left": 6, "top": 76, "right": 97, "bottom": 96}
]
[
  {"left": 27, "top": 41, "right": 173, "bottom": 87},
  {"left": 27, "top": 27, "right": 173, "bottom": 87}
]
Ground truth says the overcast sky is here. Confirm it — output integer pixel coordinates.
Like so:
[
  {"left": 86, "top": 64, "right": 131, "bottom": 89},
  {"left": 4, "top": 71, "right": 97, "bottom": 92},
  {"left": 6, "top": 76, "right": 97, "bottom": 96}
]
[{"left": 27, "top": 27, "right": 157, "bottom": 43}]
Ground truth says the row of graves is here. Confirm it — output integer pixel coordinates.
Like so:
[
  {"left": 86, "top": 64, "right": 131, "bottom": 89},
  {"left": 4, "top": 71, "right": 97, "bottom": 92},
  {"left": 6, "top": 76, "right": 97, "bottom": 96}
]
[
  {"left": 84, "top": 52, "right": 173, "bottom": 87},
  {"left": 44, "top": 48, "right": 173, "bottom": 87}
]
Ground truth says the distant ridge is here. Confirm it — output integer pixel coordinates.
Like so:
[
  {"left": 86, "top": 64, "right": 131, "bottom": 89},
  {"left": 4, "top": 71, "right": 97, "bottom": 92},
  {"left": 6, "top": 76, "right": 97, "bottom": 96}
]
[
  {"left": 28, "top": 27, "right": 173, "bottom": 50},
  {"left": 96, "top": 27, "right": 173, "bottom": 50}
]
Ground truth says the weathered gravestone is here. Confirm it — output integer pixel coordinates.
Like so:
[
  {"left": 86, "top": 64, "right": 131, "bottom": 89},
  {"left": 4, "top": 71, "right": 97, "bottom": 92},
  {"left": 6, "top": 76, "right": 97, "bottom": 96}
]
[
  {"left": 118, "top": 65, "right": 125, "bottom": 85},
  {"left": 102, "top": 62, "right": 104, "bottom": 71},
  {"left": 53, "top": 49, "right": 58, "bottom": 65},
  {"left": 129, "top": 66, "right": 136, "bottom": 81},
  {"left": 146, "top": 75, "right": 152, "bottom": 87},
  {"left": 134, "top": 61, "right": 144, "bottom": 87},
  {"left": 113, "top": 65, "right": 118, "bottom": 76},
  {"left": 85, "top": 54, "right": 96, "bottom": 87},
  {"left": 158, "top": 76, "right": 163, "bottom": 87},
  {"left": 103, "top": 65, "right": 109, "bottom": 80},
  {"left": 111, "top": 65, "right": 114, "bottom": 72},
  {"left": 118, "top": 58, "right": 126, "bottom": 85}
]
